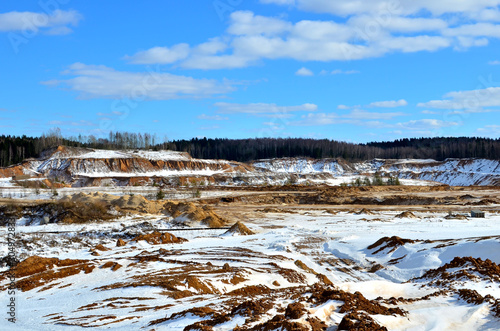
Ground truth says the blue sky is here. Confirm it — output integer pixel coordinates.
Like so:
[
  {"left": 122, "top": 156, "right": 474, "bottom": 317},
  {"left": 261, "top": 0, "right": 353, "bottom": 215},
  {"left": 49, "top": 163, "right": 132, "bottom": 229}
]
[{"left": 1, "top": 0, "right": 500, "bottom": 143}]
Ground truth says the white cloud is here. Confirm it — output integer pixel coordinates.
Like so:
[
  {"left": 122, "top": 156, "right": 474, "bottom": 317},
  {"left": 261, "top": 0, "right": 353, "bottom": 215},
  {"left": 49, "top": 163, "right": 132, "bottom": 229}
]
[
  {"left": 127, "top": 1, "right": 500, "bottom": 69},
  {"left": 0, "top": 9, "right": 82, "bottom": 34},
  {"left": 266, "top": 0, "right": 500, "bottom": 17},
  {"left": 289, "top": 109, "right": 404, "bottom": 126},
  {"left": 42, "top": 63, "right": 235, "bottom": 100},
  {"left": 331, "top": 69, "right": 359, "bottom": 75},
  {"left": 343, "top": 108, "right": 405, "bottom": 119},
  {"left": 476, "top": 124, "right": 500, "bottom": 136},
  {"left": 197, "top": 114, "right": 229, "bottom": 120},
  {"left": 295, "top": 67, "right": 314, "bottom": 76},
  {"left": 417, "top": 87, "right": 500, "bottom": 110},
  {"left": 290, "top": 112, "right": 338, "bottom": 126},
  {"left": 215, "top": 102, "right": 317, "bottom": 115},
  {"left": 368, "top": 99, "right": 408, "bottom": 108},
  {"left": 489, "top": 60, "right": 500, "bottom": 65},
  {"left": 395, "top": 119, "right": 460, "bottom": 130},
  {"left": 227, "top": 11, "right": 292, "bottom": 36},
  {"left": 124, "top": 44, "right": 190, "bottom": 64},
  {"left": 339, "top": 99, "right": 408, "bottom": 109}
]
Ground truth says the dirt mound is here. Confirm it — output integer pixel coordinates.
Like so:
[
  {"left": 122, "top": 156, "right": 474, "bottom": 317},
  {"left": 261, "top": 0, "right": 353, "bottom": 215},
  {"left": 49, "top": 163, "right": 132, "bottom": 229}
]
[
  {"left": 457, "top": 289, "right": 492, "bottom": 305},
  {"left": 240, "top": 314, "right": 309, "bottom": 331},
  {"left": 368, "top": 236, "right": 416, "bottom": 254},
  {"left": 224, "top": 222, "right": 255, "bottom": 236},
  {"left": 395, "top": 211, "right": 418, "bottom": 218},
  {"left": 2, "top": 256, "right": 95, "bottom": 291},
  {"left": 415, "top": 256, "right": 500, "bottom": 285},
  {"left": 228, "top": 285, "right": 271, "bottom": 296},
  {"left": 113, "top": 195, "right": 147, "bottom": 209},
  {"left": 94, "top": 244, "right": 110, "bottom": 251},
  {"left": 444, "top": 213, "right": 468, "bottom": 220},
  {"left": 309, "top": 285, "right": 406, "bottom": 316},
  {"left": 295, "top": 260, "right": 317, "bottom": 274},
  {"left": 132, "top": 232, "right": 187, "bottom": 245},
  {"left": 149, "top": 306, "right": 216, "bottom": 326},
  {"left": 231, "top": 299, "right": 274, "bottom": 322},
  {"left": 338, "top": 312, "right": 388, "bottom": 331},
  {"left": 116, "top": 239, "right": 126, "bottom": 247},
  {"left": 355, "top": 208, "right": 375, "bottom": 215},
  {"left": 285, "top": 302, "right": 306, "bottom": 319},
  {"left": 163, "top": 201, "right": 228, "bottom": 228}
]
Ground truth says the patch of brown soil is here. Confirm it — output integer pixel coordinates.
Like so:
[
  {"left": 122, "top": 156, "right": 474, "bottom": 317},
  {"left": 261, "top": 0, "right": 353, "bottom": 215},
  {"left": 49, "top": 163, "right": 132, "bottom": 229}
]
[
  {"left": 2, "top": 256, "right": 95, "bottom": 291},
  {"left": 381, "top": 290, "right": 449, "bottom": 305},
  {"left": 163, "top": 201, "right": 229, "bottom": 228},
  {"left": 184, "top": 313, "right": 231, "bottom": 331},
  {"left": 307, "top": 317, "right": 328, "bottom": 331},
  {"left": 94, "top": 244, "right": 110, "bottom": 251},
  {"left": 415, "top": 256, "right": 500, "bottom": 285},
  {"left": 368, "top": 236, "right": 416, "bottom": 254},
  {"left": 149, "top": 306, "right": 231, "bottom": 330},
  {"left": 395, "top": 211, "right": 418, "bottom": 218},
  {"left": 228, "top": 285, "right": 271, "bottom": 296},
  {"left": 224, "top": 221, "right": 255, "bottom": 235},
  {"left": 458, "top": 289, "right": 488, "bottom": 305},
  {"left": 285, "top": 302, "right": 306, "bottom": 319},
  {"left": 316, "top": 273, "right": 334, "bottom": 286},
  {"left": 231, "top": 299, "right": 274, "bottom": 322},
  {"left": 355, "top": 208, "right": 375, "bottom": 215},
  {"left": 237, "top": 314, "right": 311, "bottom": 331},
  {"left": 116, "top": 238, "right": 126, "bottom": 247},
  {"left": 295, "top": 260, "right": 317, "bottom": 274},
  {"left": 338, "top": 312, "right": 388, "bottom": 331},
  {"left": 268, "top": 262, "right": 307, "bottom": 283},
  {"left": 229, "top": 275, "right": 247, "bottom": 285},
  {"left": 101, "top": 261, "right": 115, "bottom": 269},
  {"left": 444, "top": 213, "right": 468, "bottom": 220},
  {"left": 492, "top": 300, "right": 500, "bottom": 318},
  {"left": 309, "top": 285, "right": 406, "bottom": 316},
  {"left": 132, "top": 231, "right": 187, "bottom": 245}
]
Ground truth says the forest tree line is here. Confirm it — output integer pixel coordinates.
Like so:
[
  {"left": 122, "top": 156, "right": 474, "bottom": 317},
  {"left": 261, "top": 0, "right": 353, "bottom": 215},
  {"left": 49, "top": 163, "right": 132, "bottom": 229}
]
[{"left": 0, "top": 129, "right": 499, "bottom": 167}]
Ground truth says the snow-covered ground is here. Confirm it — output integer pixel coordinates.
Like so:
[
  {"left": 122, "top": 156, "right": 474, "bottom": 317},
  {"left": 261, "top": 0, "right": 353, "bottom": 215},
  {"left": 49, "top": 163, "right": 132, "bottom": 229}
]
[{"left": 1, "top": 208, "right": 500, "bottom": 330}]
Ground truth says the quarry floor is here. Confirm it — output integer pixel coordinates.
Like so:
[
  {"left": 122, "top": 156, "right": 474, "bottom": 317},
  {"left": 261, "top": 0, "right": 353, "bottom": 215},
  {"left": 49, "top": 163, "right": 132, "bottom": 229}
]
[{"left": 0, "top": 185, "right": 499, "bottom": 330}]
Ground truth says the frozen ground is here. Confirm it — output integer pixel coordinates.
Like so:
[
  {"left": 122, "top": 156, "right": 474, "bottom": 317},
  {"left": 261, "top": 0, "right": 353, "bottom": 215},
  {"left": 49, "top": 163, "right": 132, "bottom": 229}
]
[{"left": 1, "top": 200, "right": 500, "bottom": 330}]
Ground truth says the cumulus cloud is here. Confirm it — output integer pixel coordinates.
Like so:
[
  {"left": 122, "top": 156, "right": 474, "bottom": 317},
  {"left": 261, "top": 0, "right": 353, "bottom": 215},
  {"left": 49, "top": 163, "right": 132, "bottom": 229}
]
[
  {"left": 0, "top": 9, "right": 82, "bottom": 34},
  {"left": 126, "top": 2, "right": 500, "bottom": 70},
  {"left": 42, "top": 63, "right": 235, "bottom": 100},
  {"left": 295, "top": 67, "right": 314, "bottom": 76}
]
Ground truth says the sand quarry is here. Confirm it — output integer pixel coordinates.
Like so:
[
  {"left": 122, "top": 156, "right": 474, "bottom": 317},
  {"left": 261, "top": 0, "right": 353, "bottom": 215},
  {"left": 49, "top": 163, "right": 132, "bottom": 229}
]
[{"left": 1, "top": 185, "right": 500, "bottom": 330}]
